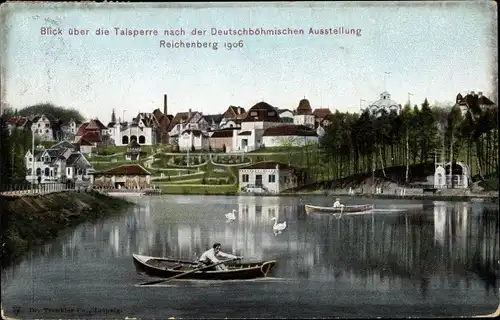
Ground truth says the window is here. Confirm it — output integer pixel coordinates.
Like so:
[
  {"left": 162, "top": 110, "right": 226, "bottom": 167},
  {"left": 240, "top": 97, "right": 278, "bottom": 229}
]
[
  {"left": 67, "top": 168, "right": 71, "bottom": 175},
  {"left": 44, "top": 168, "right": 50, "bottom": 176},
  {"left": 250, "top": 111, "right": 258, "bottom": 117},
  {"left": 29, "top": 158, "right": 32, "bottom": 162},
  {"left": 45, "top": 123, "right": 50, "bottom": 128},
  {"left": 36, "top": 168, "right": 41, "bottom": 176},
  {"left": 284, "top": 176, "right": 288, "bottom": 183},
  {"left": 267, "top": 111, "right": 275, "bottom": 116},
  {"left": 269, "top": 174, "right": 276, "bottom": 183},
  {"left": 78, "top": 169, "right": 83, "bottom": 175},
  {"left": 242, "top": 174, "right": 249, "bottom": 182},
  {"left": 45, "top": 129, "right": 49, "bottom": 133}
]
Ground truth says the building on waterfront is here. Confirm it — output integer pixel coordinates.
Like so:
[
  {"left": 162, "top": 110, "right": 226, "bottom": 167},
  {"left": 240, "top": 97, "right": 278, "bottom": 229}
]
[
  {"left": 238, "top": 161, "right": 301, "bottom": 193},
  {"left": 433, "top": 160, "right": 470, "bottom": 189},
  {"left": 90, "top": 164, "right": 152, "bottom": 189}
]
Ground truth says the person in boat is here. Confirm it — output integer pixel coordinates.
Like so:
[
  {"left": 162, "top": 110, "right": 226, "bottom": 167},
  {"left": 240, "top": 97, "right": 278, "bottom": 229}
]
[
  {"left": 197, "top": 243, "right": 241, "bottom": 271},
  {"left": 333, "top": 197, "right": 343, "bottom": 208}
]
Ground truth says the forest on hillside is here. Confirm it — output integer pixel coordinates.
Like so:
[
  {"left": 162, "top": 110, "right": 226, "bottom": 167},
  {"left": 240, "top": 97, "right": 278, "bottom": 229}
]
[{"left": 314, "top": 98, "right": 498, "bottom": 186}]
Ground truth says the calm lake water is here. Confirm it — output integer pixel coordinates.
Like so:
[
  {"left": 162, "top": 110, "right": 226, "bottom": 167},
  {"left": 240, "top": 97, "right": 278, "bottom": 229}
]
[{"left": 2, "top": 195, "right": 499, "bottom": 319}]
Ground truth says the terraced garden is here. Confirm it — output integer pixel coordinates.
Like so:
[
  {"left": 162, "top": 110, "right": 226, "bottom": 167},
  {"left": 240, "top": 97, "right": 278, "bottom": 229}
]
[{"left": 86, "top": 146, "right": 272, "bottom": 195}]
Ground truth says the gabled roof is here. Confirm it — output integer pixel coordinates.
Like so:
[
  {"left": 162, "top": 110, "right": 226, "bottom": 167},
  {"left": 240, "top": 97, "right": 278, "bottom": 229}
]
[
  {"left": 263, "top": 124, "right": 318, "bottom": 137},
  {"left": 6, "top": 116, "right": 28, "bottom": 127},
  {"left": 312, "top": 108, "right": 332, "bottom": 118},
  {"left": 181, "top": 129, "right": 208, "bottom": 137},
  {"left": 167, "top": 112, "right": 190, "bottom": 131},
  {"left": 240, "top": 161, "right": 297, "bottom": 170},
  {"left": 186, "top": 111, "right": 202, "bottom": 123},
  {"left": 76, "top": 123, "right": 89, "bottom": 136},
  {"left": 210, "top": 130, "right": 233, "bottom": 138},
  {"left": 66, "top": 153, "right": 81, "bottom": 166},
  {"left": 241, "top": 101, "right": 281, "bottom": 122},
  {"left": 202, "top": 114, "right": 223, "bottom": 125},
  {"left": 96, "top": 164, "right": 151, "bottom": 176},
  {"left": 86, "top": 119, "right": 107, "bottom": 130},
  {"left": 80, "top": 131, "right": 101, "bottom": 143},
  {"left": 223, "top": 106, "right": 246, "bottom": 119}
]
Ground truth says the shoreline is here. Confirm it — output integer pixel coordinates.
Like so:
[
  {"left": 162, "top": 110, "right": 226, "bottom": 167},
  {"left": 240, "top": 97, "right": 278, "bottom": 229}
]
[
  {"left": 131, "top": 189, "right": 498, "bottom": 202},
  {"left": 1, "top": 190, "right": 133, "bottom": 270}
]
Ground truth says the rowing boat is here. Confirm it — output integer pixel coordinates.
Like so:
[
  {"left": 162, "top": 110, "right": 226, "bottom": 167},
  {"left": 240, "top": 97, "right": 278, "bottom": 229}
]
[
  {"left": 304, "top": 204, "right": 374, "bottom": 214},
  {"left": 132, "top": 254, "right": 277, "bottom": 280}
]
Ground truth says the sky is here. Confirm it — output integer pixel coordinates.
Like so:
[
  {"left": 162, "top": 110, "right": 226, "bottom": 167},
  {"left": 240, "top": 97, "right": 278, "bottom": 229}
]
[{"left": 1, "top": 1, "right": 497, "bottom": 123}]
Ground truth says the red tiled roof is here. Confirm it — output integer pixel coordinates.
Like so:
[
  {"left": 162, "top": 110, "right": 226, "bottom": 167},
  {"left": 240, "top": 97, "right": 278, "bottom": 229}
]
[
  {"left": 86, "top": 119, "right": 107, "bottom": 130},
  {"left": 6, "top": 116, "right": 28, "bottom": 126},
  {"left": 81, "top": 131, "right": 101, "bottom": 143},
  {"left": 76, "top": 123, "right": 89, "bottom": 136},
  {"left": 263, "top": 124, "right": 317, "bottom": 137},
  {"left": 98, "top": 164, "right": 151, "bottom": 176},
  {"left": 312, "top": 108, "right": 332, "bottom": 118}
]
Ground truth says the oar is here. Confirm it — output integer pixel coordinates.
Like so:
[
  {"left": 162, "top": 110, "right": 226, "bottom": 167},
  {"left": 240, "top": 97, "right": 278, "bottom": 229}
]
[{"left": 137, "top": 257, "right": 239, "bottom": 286}]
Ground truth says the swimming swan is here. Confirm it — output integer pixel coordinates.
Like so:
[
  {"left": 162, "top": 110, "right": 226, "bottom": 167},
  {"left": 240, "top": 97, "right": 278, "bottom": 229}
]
[
  {"left": 225, "top": 209, "right": 236, "bottom": 221},
  {"left": 270, "top": 217, "right": 287, "bottom": 231}
]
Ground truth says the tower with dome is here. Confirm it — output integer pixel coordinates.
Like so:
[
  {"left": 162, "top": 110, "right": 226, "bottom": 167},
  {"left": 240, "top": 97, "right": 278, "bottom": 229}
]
[
  {"left": 365, "top": 91, "right": 401, "bottom": 117},
  {"left": 293, "top": 98, "right": 315, "bottom": 129}
]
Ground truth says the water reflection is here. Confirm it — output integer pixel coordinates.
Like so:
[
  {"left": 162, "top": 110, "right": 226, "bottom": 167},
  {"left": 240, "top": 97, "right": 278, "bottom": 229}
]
[{"left": 4, "top": 196, "right": 499, "bottom": 304}]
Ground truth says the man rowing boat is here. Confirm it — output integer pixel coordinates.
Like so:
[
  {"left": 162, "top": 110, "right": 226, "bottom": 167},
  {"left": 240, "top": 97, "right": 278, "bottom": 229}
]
[
  {"left": 198, "top": 243, "right": 242, "bottom": 271},
  {"left": 333, "top": 197, "right": 343, "bottom": 208}
]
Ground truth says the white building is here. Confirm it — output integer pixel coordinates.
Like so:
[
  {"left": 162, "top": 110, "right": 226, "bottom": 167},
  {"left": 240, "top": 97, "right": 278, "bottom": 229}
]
[
  {"left": 109, "top": 121, "right": 155, "bottom": 146},
  {"left": 238, "top": 161, "right": 300, "bottom": 193},
  {"left": 177, "top": 129, "right": 210, "bottom": 151},
  {"left": 277, "top": 109, "right": 294, "bottom": 123},
  {"left": 262, "top": 124, "right": 318, "bottom": 148},
  {"left": 232, "top": 101, "right": 283, "bottom": 152},
  {"left": 293, "top": 99, "right": 315, "bottom": 129},
  {"left": 25, "top": 141, "right": 94, "bottom": 184},
  {"left": 219, "top": 106, "right": 246, "bottom": 129},
  {"left": 365, "top": 91, "right": 401, "bottom": 117},
  {"left": 31, "top": 114, "right": 56, "bottom": 141},
  {"left": 455, "top": 91, "right": 496, "bottom": 117}
]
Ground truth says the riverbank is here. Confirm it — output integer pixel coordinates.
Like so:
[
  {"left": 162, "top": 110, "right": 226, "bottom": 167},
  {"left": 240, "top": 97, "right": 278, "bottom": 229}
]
[{"left": 0, "top": 190, "right": 133, "bottom": 269}]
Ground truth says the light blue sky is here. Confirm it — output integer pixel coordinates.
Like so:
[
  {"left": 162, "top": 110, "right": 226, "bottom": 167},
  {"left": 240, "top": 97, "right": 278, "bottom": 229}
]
[{"left": 1, "top": 1, "right": 497, "bottom": 122}]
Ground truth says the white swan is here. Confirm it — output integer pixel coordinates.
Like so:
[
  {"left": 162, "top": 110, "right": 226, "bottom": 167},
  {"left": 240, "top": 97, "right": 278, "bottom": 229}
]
[
  {"left": 225, "top": 209, "right": 236, "bottom": 221},
  {"left": 270, "top": 217, "right": 287, "bottom": 232}
]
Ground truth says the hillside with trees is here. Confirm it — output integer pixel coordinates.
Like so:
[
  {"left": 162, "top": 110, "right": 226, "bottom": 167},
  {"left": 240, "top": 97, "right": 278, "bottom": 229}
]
[
  {"left": 275, "top": 98, "right": 497, "bottom": 191},
  {"left": 6, "top": 103, "right": 85, "bottom": 124}
]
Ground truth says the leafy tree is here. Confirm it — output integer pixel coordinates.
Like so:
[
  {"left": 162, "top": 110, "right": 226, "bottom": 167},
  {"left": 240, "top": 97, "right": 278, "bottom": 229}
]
[
  {"left": 0, "top": 114, "right": 12, "bottom": 190},
  {"left": 16, "top": 103, "right": 85, "bottom": 124}
]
